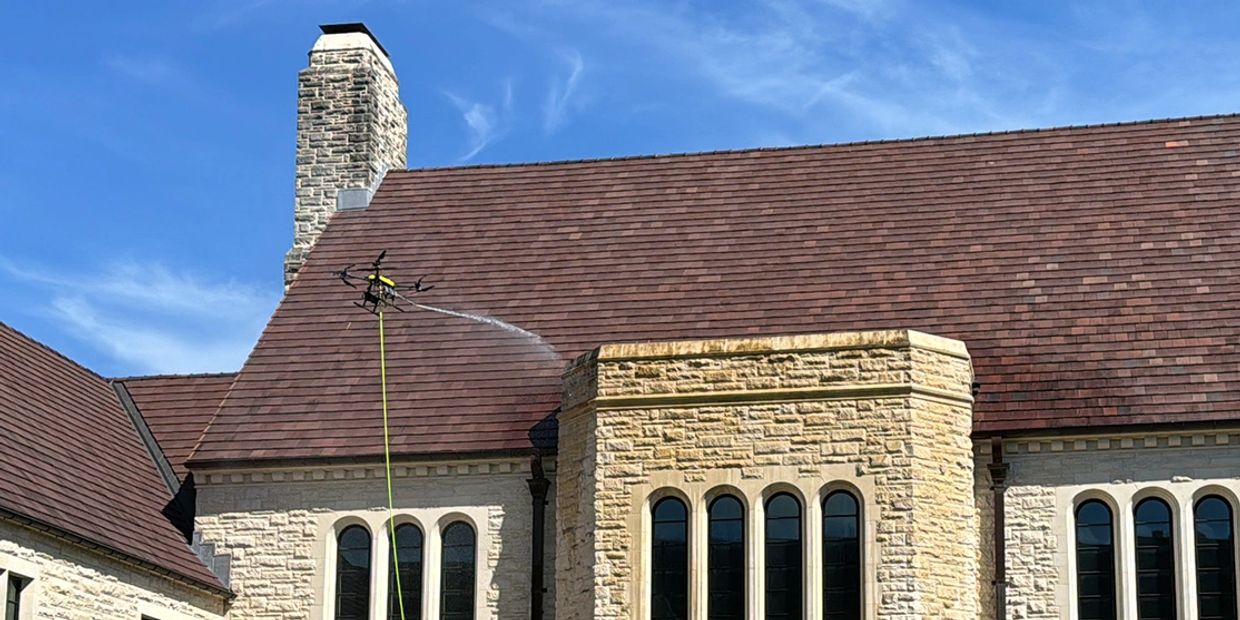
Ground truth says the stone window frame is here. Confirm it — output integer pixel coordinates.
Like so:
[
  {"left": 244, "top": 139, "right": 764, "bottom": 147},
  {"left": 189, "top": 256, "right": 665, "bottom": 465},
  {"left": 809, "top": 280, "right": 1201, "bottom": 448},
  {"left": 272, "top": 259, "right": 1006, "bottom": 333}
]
[
  {"left": 318, "top": 510, "right": 487, "bottom": 620},
  {"left": 1067, "top": 484, "right": 1240, "bottom": 620},
  {"left": 0, "top": 552, "right": 40, "bottom": 620},
  {"left": 636, "top": 468, "right": 877, "bottom": 620}
]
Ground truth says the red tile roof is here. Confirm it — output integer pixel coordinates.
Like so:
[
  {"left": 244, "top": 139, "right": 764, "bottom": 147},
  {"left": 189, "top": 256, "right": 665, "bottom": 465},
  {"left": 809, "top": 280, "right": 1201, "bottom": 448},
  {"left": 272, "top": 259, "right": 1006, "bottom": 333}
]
[
  {"left": 0, "top": 322, "right": 225, "bottom": 592},
  {"left": 192, "top": 114, "right": 1240, "bottom": 465},
  {"left": 119, "top": 373, "right": 236, "bottom": 479}
]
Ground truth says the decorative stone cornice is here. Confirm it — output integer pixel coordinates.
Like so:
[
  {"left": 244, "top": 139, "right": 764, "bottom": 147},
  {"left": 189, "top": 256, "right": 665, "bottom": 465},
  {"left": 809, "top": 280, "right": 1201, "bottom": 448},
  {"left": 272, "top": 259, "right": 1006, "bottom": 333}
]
[
  {"left": 591, "top": 382, "right": 974, "bottom": 410},
  {"left": 196, "top": 457, "right": 548, "bottom": 486},
  {"left": 978, "top": 430, "right": 1240, "bottom": 456},
  {"left": 586, "top": 329, "right": 971, "bottom": 363}
]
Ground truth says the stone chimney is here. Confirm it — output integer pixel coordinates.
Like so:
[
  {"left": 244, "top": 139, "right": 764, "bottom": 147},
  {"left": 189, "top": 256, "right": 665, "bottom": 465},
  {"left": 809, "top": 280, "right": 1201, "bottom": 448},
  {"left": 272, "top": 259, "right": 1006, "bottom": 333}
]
[{"left": 284, "top": 23, "right": 408, "bottom": 285}]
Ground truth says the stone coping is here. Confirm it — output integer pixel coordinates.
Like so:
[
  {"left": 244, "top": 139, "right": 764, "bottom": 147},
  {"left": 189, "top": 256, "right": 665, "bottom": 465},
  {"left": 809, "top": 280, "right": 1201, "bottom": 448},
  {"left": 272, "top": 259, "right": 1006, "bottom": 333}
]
[{"left": 566, "top": 329, "right": 969, "bottom": 373}]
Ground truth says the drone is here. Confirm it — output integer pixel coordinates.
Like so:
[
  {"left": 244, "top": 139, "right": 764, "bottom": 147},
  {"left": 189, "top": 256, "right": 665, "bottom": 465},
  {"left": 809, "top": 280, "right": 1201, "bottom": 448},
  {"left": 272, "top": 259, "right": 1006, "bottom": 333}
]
[{"left": 336, "top": 251, "right": 433, "bottom": 314}]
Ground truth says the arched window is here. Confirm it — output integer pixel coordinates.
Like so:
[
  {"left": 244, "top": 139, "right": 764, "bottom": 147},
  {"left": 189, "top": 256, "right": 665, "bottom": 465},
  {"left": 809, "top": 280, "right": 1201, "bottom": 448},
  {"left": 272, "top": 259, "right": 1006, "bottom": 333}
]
[
  {"left": 708, "top": 495, "right": 745, "bottom": 620},
  {"left": 1076, "top": 500, "right": 1118, "bottom": 620},
  {"left": 440, "top": 522, "right": 476, "bottom": 620},
  {"left": 651, "top": 497, "right": 689, "bottom": 620},
  {"left": 1134, "top": 498, "right": 1176, "bottom": 619},
  {"left": 764, "top": 493, "right": 802, "bottom": 620},
  {"left": 388, "top": 523, "right": 423, "bottom": 620},
  {"left": 823, "top": 491, "right": 862, "bottom": 620},
  {"left": 336, "top": 525, "right": 372, "bottom": 620},
  {"left": 1195, "top": 496, "right": 1237, "bottom": 620}
]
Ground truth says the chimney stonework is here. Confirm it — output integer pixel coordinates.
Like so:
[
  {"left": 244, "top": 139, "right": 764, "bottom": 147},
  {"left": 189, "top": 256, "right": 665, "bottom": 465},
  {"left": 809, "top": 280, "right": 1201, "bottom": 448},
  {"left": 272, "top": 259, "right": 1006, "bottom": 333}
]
[{"left": 284, "top": 24, "right": 408, "bottom": 285}]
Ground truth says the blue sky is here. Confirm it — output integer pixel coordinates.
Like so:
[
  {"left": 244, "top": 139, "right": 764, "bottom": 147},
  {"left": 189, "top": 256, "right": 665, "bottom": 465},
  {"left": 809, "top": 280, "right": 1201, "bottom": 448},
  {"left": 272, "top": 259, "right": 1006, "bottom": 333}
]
[{"left": 2, "top": 1, "right": 1239, "bottom": 377}]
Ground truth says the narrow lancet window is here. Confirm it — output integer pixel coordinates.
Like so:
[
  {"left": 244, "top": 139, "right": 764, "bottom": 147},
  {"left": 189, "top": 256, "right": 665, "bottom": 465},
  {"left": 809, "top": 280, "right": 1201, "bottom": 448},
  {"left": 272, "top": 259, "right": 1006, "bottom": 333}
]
[
  {"left": 388, "top": 523, "right": 424, "bottom": 620},
  {"left": 1076, "top": 500, "right": 1118, "bottom": 620},
  {"left": 1134, "top": 498, "right": 1177, "bottom": 619},
  {"left": 823, "top": 491, "right": 862, "bottom": 620},
  {"left": 651, "top": 497, "right": 690, "bottom": 620},
  {"left": 1196, "top": 496, "right": 1237, "bottom": 620},
  {"left": 440, "top": 522, "right": 476, "bottom": 620},
  {"left": 336, "top": 525, "right": 372, "bottom": 620},
  {"left": 764, "top": 493, "right": 802, "bottom": 620},
  {"left": 708, "top": 495, "right": 745, "bottom": 620}
]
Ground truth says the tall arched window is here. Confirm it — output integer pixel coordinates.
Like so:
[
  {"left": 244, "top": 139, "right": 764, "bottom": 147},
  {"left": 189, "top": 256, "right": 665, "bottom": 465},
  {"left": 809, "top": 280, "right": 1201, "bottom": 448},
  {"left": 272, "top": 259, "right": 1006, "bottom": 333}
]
[
  {"left": 1134, "top": 498, "right": 1176, "bottom": 619},
  {"left": 1076, "top": 500, "right": 1118, "bottom": 620},
  {"left": 440, "top": 522, "right": 476, "bottom": 620},
  {"left": 708, "top": 495, "right": 745, "bottom": 620},
  {"left": 765, "top": 493, "right": 802, "bottom": 620},
  {"left": 1195, "top": 496, "right": 1237, "bottom": 620},
  {"left": 651, "top": 497, "right": 689, "bottom": 620},
  {"left": 823, "top": 491, "right": 862, "bottom": 620},
  {"left": 388, "top": 523, "right": 423, "bottom": 620},
  {"left": 336, "top": 525, "right": 372, "bottom": 620}
]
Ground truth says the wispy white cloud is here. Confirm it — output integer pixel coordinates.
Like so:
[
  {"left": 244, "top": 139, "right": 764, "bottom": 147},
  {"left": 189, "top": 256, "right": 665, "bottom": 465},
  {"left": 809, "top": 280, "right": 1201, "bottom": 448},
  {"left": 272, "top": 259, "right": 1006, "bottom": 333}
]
[
  {"left": 543, "top": 49, "right": 585, "bottom": 133},
  {"left": 444, "top": 79, "right": 514, "bottom": 161},
  {"left": 1, "top": 258, "right": 276, "bottom": 374}
]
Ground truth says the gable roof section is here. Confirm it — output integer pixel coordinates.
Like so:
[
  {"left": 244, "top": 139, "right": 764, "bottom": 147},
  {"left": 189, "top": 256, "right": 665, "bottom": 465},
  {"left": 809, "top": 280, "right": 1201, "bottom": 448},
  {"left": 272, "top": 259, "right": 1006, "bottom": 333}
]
[
  {"left": 0, "top": 322, "right": 224, "bottom": 592},
  {"left": 192, "top": 114, "right": 1240, "bottom": 466},
  {"left": 118, "top": 373, "right": 236, "bottom": 480}
]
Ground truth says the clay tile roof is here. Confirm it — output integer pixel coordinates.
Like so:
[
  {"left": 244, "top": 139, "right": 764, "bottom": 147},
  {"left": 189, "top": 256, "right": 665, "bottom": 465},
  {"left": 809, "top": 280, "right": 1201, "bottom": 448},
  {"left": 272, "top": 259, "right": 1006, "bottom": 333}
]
[
  {"left": 192, "top": 114, "right": 1240, "bottom": 466},
  {"left": 0, "top": 322, "right": 225, "bottom": 592},
  {"left": 117, "top": 373, "right": 237, "bottom": 479}
]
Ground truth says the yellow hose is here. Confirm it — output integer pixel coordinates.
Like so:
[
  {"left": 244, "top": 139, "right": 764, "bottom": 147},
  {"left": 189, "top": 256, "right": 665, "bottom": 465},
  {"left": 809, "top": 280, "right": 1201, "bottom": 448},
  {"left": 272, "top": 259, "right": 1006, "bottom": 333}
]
[{"left": 379, "top": 310, "right": 407, "bottom": 619}]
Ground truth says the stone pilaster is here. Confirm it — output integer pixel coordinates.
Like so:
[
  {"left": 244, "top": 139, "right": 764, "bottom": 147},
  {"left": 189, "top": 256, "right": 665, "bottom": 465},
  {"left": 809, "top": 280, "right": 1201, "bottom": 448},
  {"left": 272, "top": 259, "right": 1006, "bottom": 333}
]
[
  {"left": 284, "top": 24, "right": 408, "bottom": 286},
  {"left": 555, "top": 330, "right": 978, "bottom": 620}
]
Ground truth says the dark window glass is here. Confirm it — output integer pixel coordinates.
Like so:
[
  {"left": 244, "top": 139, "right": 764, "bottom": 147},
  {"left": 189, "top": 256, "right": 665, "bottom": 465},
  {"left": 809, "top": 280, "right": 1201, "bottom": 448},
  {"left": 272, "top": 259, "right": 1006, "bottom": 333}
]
[
  {"left": 440, "top": 522, "right": 476, "bottom": 620},
  {"left": 1134, "top": 498, "right": 1177, "bottom": 619},
  {"left": 388, "top": 523, "right": 424, "bottom": 620},
  {"left": 708, "top": 495, "right": 745, "bottom": 620},
  {"left": 765, "top": 493, "right": 802, "bottom": 620},
  {"left": 823, "top": 491, "right": 862, "bottom": 620},
  {"left": 6, "top": 574, "right": 29, "bottom": 620},
  {"left": 1196, "top": 496, "right": 1238, "bottom": 620},
  {"left": 651, "top": 497, "right": 689, "bottom": 620},
  {"left": 1076, "top": 500, "right": 1117, "bottom": 620},
  {"left": 336, "top": 525, "right": 372, "bottom": 620}
]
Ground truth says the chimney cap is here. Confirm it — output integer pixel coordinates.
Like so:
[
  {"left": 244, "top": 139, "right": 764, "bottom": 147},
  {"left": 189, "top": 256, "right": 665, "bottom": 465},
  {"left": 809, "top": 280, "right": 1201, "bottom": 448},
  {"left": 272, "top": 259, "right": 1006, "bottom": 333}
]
[{"left": 318, "top": 22, "right": 389, "bottom": 58}]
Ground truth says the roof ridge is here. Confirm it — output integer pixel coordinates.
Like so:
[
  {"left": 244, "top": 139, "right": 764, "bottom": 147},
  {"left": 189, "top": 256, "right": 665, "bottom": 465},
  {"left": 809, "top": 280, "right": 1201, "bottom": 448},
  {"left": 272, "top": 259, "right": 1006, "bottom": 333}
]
[
  {"left": 114, "top": 371, "right": 238, "bottom": 382},
  {"left": 394, "top": 112, "right": 1240, "bottom": 174},
  {"left": 0, "top": 320, "right": 109, "bottom": 383}
]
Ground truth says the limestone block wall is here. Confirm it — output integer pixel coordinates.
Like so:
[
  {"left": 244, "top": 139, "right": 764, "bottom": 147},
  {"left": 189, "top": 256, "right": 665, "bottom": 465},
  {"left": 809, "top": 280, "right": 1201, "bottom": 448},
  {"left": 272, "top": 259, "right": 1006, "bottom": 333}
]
[
  {"left": 285, "top": 28, "right": 408, "bottom": 283},
  {"left": 195, "top": 458, "right": 552, "bottom": 619},
  {"left": 976, "top": 432, "right": 1240, "bottom": 620},
  {"left": 556, "top": 330, "right": 977, "bottom": 620},
  {"left": 0, "top": 520, "right": 227, "bottom": 620}
]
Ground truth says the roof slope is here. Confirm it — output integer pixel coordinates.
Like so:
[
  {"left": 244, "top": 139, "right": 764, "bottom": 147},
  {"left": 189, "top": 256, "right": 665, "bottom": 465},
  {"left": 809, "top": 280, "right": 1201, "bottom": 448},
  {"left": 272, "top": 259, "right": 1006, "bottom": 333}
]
[
  {"left": 119, "top": 373, "right": 236, "bottom": 479},
  {"left": 0, "top": 322, "right": 223, "bottom": 591},
  {"left": 193, "top": 114, "right": 1240, "bottom": 465}
]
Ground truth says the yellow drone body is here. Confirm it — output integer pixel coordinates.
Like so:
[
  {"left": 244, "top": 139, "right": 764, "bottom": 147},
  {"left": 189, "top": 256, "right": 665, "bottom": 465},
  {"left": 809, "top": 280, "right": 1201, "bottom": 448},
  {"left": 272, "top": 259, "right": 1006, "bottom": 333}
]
[{"left": 367, "top": 273, "right": 398, "bottom": 289}]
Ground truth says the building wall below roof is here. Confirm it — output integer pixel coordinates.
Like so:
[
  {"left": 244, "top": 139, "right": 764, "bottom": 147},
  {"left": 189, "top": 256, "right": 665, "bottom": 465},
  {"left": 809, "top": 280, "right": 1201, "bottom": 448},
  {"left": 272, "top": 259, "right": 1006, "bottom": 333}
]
[
  {"left": 556, "top": 330, "right": 979, "bottom": 620},
  {"left": 0, "top": 520, "right": 226, "bottom": 619},
  {"left": 976, "top": 432, "right": 1240, "bottom": 620},
  {"left": 194, "top": 458, "right": 554, "bottom": 619}
]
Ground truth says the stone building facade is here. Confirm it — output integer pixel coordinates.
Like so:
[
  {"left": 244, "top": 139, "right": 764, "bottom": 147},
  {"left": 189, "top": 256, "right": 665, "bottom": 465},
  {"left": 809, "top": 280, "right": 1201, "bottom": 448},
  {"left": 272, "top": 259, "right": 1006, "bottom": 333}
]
[{"left": 4, "top": 20, "right": 1240, "bottom": 620}]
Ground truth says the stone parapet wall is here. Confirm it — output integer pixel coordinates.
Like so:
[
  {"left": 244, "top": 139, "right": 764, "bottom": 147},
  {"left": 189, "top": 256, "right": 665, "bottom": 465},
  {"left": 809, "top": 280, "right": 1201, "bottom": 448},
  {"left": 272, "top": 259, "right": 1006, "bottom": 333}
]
[
  {"left": 557, "top": 330, "right": 977, "bottom": 620},
  {"left": 0, "top": 520, "right": 226, "bottom": 619}
]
